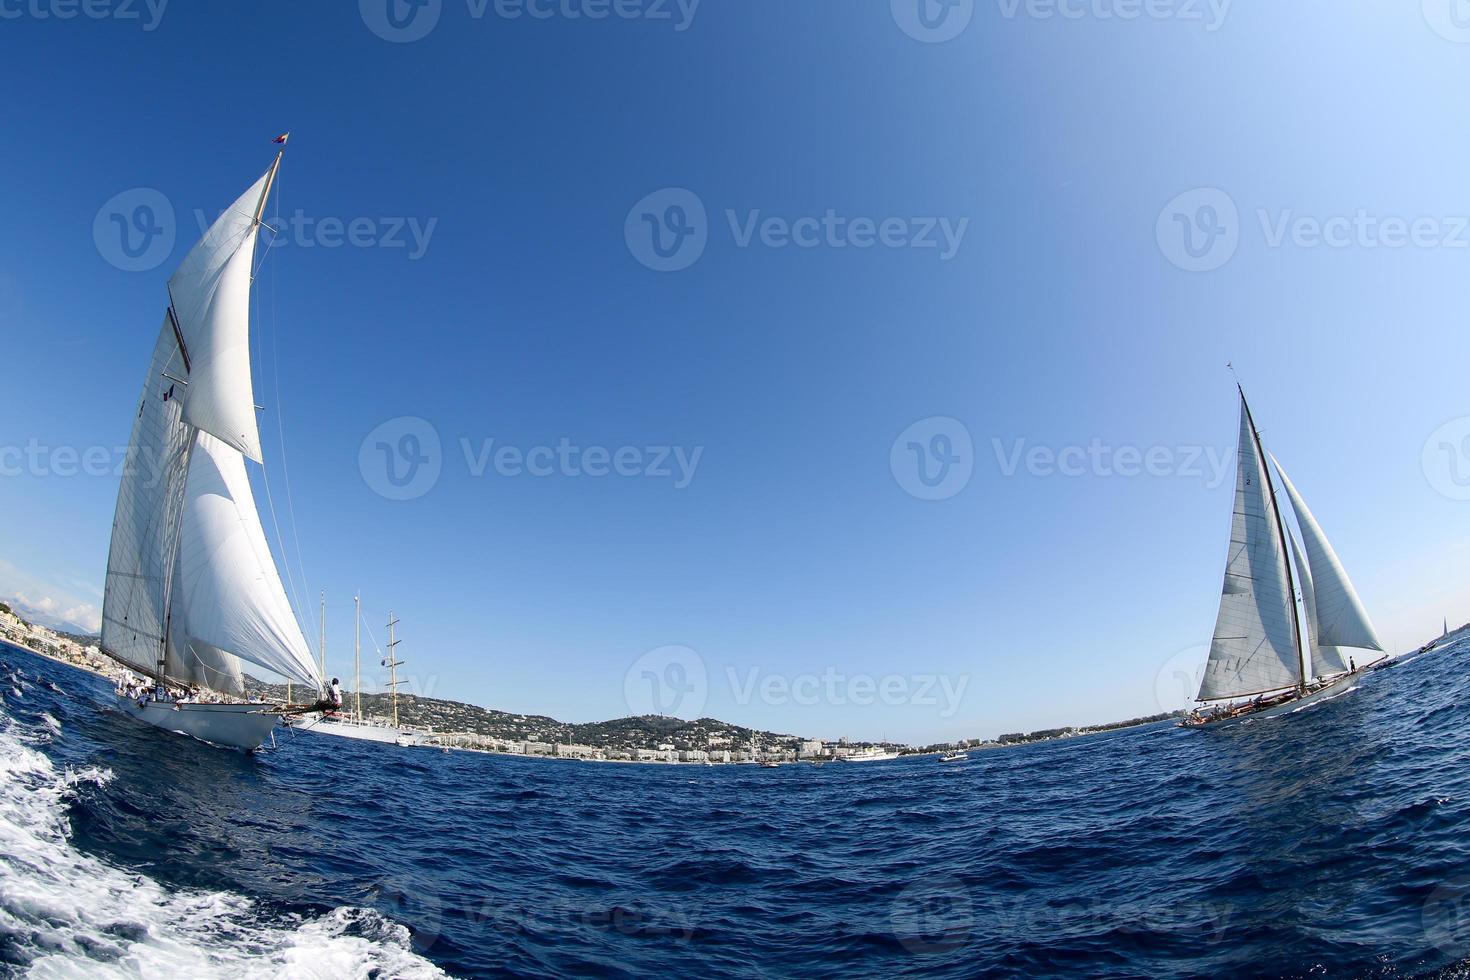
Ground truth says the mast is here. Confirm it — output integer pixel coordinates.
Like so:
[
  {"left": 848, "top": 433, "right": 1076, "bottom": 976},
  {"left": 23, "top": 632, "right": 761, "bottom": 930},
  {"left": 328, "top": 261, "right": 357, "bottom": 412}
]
[
  {"left": 354, "top": 593, "right": 362, "bottom": 721},
  {"left": 1239, "top": 385, "right": 1307, "bottom": 696},
  {"left": 385, "top": 612, "right": 403, "bottom": 728},
  {"left": 253, "top": 146, "right": 285, "bottom": 226},
  {"left": 319, "top": 590, "right": 326, "bottom": 681}
]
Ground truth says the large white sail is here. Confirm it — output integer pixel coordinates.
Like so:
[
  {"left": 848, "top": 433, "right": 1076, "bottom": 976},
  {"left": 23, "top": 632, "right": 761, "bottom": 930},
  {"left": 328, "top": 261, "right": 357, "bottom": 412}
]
[
  {"left": 166, "top": 563, "right": 246, "bottom": 695},
  {"left": 100, "top": 316, "right": 195, "bottom": 680},
  {"left": 1269, "top": 455, "right": 1383, "bottom": 655},
  {"left": 167, "top": 168, "right": 274, "bottom": 463},
  {"left": 172, "top": 431, "right": 323, "bottom": 692},
  {"left": 1199, "top": 397, "right": 1301, "bottom": 700},
  {"left": 1285, "top": 524, "right": 1351, "bottom": 676}
]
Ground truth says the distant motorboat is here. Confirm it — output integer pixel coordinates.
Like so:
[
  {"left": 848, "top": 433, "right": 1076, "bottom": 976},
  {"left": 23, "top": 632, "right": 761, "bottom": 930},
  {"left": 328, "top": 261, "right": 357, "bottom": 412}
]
[{"left": 939, "top": 750, "right": 968, "bottom": 763}]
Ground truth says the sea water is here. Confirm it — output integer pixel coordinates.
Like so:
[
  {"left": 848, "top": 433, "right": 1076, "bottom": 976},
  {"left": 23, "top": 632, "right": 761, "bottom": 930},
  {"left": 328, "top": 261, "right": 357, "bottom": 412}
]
[{"left": 3, "top": 638, "right": 1470, "bottom": 978}]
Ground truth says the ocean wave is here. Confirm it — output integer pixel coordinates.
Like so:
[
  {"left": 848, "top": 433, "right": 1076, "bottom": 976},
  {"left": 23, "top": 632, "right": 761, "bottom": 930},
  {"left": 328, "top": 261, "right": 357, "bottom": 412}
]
[{"left": 0, "top": 710, "right": 446, "bottom": 979}]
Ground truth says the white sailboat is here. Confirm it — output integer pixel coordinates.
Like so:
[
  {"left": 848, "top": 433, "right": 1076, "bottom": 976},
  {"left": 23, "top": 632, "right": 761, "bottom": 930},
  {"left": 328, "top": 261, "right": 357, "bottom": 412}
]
[
  {"left": 101, "top": 140, "right": 325, "bottom": 751},
  {"left": 1185, "top": 386, "right": 1384, "bottom": 727},
  {"left": 301, "top": 600, "right": 422, "bottom": 746}
]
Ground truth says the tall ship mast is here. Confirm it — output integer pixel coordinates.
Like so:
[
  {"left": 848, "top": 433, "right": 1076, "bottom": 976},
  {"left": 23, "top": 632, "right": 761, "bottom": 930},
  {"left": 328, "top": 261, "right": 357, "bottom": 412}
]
[
  {"left": 100, "top": 138, "right": 326, "bottom": 750},
  {"left": 1185, "top": 385, "right": 1384, "bottom": 727}
]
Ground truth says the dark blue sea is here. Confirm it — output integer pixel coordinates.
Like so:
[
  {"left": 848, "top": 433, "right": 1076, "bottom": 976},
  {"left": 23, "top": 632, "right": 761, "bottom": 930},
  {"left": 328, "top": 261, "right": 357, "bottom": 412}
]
[{"left": 4, "top": 638, "right": 1470, "bottom": 978}]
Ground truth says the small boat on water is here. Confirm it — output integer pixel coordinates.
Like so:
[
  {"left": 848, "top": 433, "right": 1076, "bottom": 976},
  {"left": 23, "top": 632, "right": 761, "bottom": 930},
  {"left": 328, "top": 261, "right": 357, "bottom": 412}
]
[
  {"left": 841, "top": 747, "right": 900, "bottom": 763},
  {"left": 100, "top": 138, "right": 326, "bottom": 751},
  {"left": 1183, "top": 385, "right": 1385, "bottom": 728},
  {"left": 939, "top": 750, "right": 968, "bottom": 763}
]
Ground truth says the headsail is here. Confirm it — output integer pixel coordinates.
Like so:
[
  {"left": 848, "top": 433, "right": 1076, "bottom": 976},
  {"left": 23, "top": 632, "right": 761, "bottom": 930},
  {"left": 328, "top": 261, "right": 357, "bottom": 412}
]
[
  {"left": 1285, "top": 522, "right": 1351, "bottom": 676},
  {"left": 1269, "top": 454, "right": 1383, "bottom": 655},
  {"left": 167, "top": 163, "right": 278, "bottom": 463},
  {"left": 100, "top": 316, "right": 195, "bottom": 681},
  {"left": 1199, "top": 395, "right": 1301, "bottom": 701},
  {"left": 172, "top": 432, "right": 323, "bottom": 692}
]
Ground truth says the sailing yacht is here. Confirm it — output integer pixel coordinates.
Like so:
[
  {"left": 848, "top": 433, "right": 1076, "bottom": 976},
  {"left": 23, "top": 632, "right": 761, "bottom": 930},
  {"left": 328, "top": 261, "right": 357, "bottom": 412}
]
[
  {"left": 100, "top": 141, "right": 325, "bottom": 751},
  {"left": 1184, "top": 386, "right": 1384, "bottom": 727},
  {"left": 302, "top": 601, "right": 422, "bottom": 745}
]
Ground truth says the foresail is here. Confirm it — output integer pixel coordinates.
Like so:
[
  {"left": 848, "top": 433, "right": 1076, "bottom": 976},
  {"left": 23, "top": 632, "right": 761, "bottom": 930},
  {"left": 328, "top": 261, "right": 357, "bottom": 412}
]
[
  {"left": 168, "top": 168, "right": 274, "bottom": 463},
  {"left": 100, "top": 316, "right": 194, "bottom": 680},
  {"left": 165, "top": 563, "right": 246, "bottom": 696},
  {"left": 1287, "top": 524, "right": 1351, "bottom": 676},
  {"left": 1270, "top": 455, "right": 1383, "bottom": 653},
  {"left": 1199, "top": 399, "right": 1301, "bottom": 701},
  {"left": 172, "top": 431, "right": 323, "bottom": 691}
]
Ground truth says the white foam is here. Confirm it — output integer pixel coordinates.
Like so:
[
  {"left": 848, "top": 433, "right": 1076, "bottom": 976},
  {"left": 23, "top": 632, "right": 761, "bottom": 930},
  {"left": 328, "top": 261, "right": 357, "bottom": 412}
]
[{"left": 0, "top": 710, "right": 446, "bottom": 979}]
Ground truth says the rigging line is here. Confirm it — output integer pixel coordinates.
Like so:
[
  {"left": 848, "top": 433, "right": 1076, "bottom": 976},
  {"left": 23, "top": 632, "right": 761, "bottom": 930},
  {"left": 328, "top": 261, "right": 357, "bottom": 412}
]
[
  {"left": 268, "top": 161, "right": 320, "bottom": 652},
  {"left": 250, "top": 174, "right": 313, "bottom": 646}
]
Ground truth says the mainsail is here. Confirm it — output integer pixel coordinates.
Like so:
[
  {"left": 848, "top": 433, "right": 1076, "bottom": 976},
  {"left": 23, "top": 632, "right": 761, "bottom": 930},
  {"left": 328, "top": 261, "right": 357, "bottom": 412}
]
[
  {"left": 100, "top": 317, "right": 195, "bottom": 680},
  {"left": 100, "top": 152, "right": 323, "bottom": 696},
  {"left": 1198, "top": 394, "right": 1302, "bottom": 701},
  {"left": 1269, "top": 454, "right": 1383, "bottom": 662}
]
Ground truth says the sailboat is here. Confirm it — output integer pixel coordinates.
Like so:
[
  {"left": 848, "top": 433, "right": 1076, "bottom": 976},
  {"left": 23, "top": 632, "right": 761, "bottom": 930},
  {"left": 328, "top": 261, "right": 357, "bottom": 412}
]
[
  {"left": 1184, "top": 386, "right": 1384, "bottom": 727},
  {"left": 101, "top": 141, "right": 325, "bottom": 751},
  {"left": 302, "top": 600, "right": 422, "bottom": 745}
]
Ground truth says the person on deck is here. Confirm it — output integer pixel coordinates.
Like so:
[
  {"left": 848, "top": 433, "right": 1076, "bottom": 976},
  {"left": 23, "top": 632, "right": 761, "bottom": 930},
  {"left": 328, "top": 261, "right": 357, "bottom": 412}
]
[{"left": 329, "top": 677, "right": 343, "bottom": 710}]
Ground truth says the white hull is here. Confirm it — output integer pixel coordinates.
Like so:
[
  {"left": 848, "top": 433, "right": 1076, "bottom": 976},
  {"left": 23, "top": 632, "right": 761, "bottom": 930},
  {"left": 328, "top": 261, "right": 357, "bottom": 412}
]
[
  {"left": 117, "top": 695, "right": 280, "bottom": 751},
  {"left": 841, "top": 751, "right": 900, "bottom": 763},
  {"left": 1189, "top": 672, "right": 1360, "bottom": 728},
  {"left": 300, "top": 715, "right": 420, "bottom": 745}
]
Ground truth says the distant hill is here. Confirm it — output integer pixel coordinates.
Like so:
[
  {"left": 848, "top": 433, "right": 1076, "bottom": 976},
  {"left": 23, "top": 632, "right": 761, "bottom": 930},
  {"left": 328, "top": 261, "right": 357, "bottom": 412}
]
[{"left": 244, "top": 676, "right": 818, "bottom": 753}]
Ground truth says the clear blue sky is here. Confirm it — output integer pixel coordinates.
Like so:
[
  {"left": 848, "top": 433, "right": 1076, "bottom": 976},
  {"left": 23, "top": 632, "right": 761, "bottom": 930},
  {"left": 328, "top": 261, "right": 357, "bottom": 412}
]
[{"left": 3, "top": 2, "right": 1470, "bottom": 743}]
